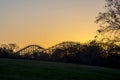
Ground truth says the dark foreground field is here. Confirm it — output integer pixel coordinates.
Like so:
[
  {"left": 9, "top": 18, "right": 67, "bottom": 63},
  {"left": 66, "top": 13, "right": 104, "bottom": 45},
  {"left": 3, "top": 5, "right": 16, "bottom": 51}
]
[{"left": 0, "top": 59, "right": 120, "bottom": 80}]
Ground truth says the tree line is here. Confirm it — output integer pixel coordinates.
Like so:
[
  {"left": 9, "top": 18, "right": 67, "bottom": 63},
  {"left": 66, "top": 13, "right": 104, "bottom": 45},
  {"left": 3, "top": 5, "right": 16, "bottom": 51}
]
[
  {"left": 1, "top": 0, "right": 120, "bottom": 69},
  {"left": 0, "top": 41, "right": 120, "bottom": 69}
]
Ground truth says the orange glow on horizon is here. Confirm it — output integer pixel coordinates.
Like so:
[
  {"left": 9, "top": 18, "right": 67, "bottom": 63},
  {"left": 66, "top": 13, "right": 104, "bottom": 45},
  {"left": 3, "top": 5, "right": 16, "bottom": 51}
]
[{"left": 0, "top": 0, "right": 105, "bottom": 48}]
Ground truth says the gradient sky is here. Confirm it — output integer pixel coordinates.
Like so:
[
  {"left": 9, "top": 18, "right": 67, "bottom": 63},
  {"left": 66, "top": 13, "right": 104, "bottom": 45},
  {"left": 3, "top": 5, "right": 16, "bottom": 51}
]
[{"left": 0, "top": 0, "right": 105, "bottom": 48}]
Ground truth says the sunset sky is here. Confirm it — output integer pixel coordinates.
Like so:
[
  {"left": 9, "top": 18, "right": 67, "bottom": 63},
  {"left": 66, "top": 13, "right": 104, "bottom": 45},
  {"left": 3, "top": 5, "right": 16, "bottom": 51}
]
[{"left": 0, "top": 0, "right": 105, "bottom": 48}]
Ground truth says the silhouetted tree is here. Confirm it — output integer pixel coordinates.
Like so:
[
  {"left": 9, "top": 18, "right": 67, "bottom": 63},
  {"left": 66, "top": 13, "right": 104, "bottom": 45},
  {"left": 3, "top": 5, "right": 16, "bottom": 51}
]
[
  {"left": 0, "top": 43, "right": 20, "bottom": 58},
  {"left": 77, "top": 41, "right": 104, "bottom": 66},
  {"left": 104, "top": 43, "right": 120, "bottom": 68},
  {"left": 32, "top": 51, "right": 50, "bottom": 61},
  {"left": 8, "top": 43, "right": 19, "bottom": 52},
  {"left": 51, "top": 48, "right": 67, "bottom": 62},
  {"left": 95, "top": 0, "right": 120, "bottom": 42},
  {"left": 0, "top": 42, "right": 120, "bottom": 69}
]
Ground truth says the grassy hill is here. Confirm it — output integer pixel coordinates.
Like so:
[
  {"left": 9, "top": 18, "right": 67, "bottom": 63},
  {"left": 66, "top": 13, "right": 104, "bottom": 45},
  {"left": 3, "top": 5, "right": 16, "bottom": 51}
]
[{"left": 0, "top": 58, "right": 120, "bottom": 80}]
